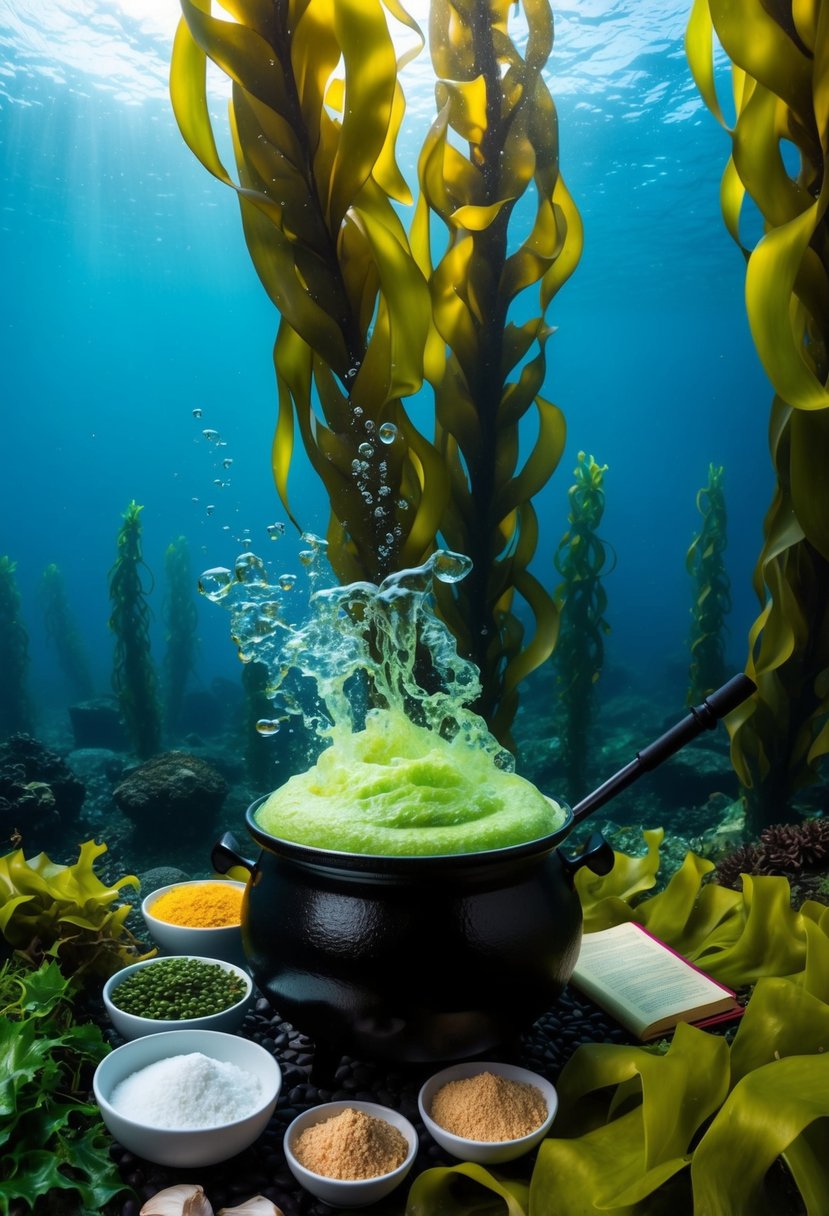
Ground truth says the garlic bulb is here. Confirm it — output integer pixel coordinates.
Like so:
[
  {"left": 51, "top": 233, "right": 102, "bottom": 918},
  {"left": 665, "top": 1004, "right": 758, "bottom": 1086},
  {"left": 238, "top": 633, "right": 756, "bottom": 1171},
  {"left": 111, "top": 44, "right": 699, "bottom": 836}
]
[
  {"left": 218, "top": 1199, "right": 283, "bottom": 1216},
  {"left": 140, "top": 1184, "right": 215, "bottom": 1216}
]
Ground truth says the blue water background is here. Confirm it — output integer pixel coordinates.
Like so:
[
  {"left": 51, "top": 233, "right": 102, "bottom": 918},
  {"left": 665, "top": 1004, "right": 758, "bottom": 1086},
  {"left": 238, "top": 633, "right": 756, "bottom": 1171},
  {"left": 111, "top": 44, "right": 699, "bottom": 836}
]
[{"left": 1, "top": 0, "right": 772, "bottom": 733}]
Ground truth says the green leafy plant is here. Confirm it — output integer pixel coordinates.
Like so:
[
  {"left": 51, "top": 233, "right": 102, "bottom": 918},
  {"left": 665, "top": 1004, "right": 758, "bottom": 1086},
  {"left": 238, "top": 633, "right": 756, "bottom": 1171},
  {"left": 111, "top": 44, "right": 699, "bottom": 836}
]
[
  {"left": 40, "top": 563, "right": 95, "bottom": 703},
  {"left": 0, "top": 556, "right": 33, "bottom": 737},
  {"left": 108, "top": 501, "right": 161, "bottom": 758},
  {"left": 169, "top": 0, "right": 581, "bottom": 742},
  {"left": 0, "top": 958, "right": 130, "bottom": 1216},
  {"left": 0, "top": 839, "right": 153, "bottom": 983},
  {"left": 686, "top": 0, "right": 829, "bottom": 832},
  {"left": 686, "top": 464, "right": 731, "bottom": 704},
  {"left": 163, "top": 535, "right": 199, "bottom": 737},
  {"left": 550, "top": 453, "right": 612, "bottom": 802},
  {"left": 406, "top": 834, "right": 829, "bottom": 1216}
]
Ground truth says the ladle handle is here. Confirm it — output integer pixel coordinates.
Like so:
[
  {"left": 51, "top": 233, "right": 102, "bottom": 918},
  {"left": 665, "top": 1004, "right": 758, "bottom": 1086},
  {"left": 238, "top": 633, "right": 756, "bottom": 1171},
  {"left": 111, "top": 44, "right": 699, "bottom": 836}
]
[{"left": 570, "top": 673, "right": 756, "bottom": 828}]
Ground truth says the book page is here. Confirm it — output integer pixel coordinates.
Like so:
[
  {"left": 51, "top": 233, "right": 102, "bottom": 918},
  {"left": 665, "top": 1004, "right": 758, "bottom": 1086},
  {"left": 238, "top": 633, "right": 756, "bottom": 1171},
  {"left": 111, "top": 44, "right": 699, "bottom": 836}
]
[{"left": 572, "top": 922, "right": 732, "bottom": 1032}]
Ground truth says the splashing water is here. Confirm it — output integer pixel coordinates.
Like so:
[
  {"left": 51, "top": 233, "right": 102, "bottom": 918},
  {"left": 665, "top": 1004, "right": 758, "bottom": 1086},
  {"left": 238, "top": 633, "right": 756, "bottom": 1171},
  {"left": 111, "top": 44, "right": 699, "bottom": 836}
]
[{"left": 199, "top": 539, "right": 513, "bottom": 770}]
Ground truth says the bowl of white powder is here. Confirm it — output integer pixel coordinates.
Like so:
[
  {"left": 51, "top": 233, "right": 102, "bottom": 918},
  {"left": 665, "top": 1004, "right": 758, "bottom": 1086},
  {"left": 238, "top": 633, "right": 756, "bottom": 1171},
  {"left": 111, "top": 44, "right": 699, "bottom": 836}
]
[{"left": 92, "top": 1028, "right": 281, "bottom": 1166}]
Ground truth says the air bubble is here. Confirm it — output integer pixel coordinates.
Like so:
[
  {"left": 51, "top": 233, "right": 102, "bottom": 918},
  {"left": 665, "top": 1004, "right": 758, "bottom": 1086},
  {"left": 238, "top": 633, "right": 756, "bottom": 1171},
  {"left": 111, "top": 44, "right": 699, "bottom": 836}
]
[
  {"left": 202, "top": 428, "right": 220, "bottom": 442},
  {"left": 378, "top": 421, "right": 397, "bottom": 445},
  {"left": 255, "top": 719, "right": 281, "bottom": 736},
  {"left": 351, "top": 459, "right": 361, "bottom": 474},
  {"left": 267, "top": 522, "right": 286, "bottom": 540},
  {"left": 358, "top": 442, "right": 373, "bottom": 459},
  {"left": 223, "top": 457, "right": 233, "bottom": 469},
  {"left": 192, "top": 407, "right": 203, "bottom": 419},
  {"left": 206, "top": 504, "right": 215, "bottom": 516},
  {"left": 432, "top": 550, "right": 473, "bottom": 584},
  {"left": 279, "top": 573, "right": 297, "bottom": 591},
  {"left": 198, "top": 567, "right": 233, "bottom": 601},
  {"left": 235, "top": 552, "right": 269, "bottom": 585}
]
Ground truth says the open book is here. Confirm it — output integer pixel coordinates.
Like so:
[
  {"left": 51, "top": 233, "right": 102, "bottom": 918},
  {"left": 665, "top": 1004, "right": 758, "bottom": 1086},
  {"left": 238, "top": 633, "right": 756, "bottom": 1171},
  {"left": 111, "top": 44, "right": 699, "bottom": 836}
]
[{"left": 570, "top": 921, "right": 744, "bottom": 1041}]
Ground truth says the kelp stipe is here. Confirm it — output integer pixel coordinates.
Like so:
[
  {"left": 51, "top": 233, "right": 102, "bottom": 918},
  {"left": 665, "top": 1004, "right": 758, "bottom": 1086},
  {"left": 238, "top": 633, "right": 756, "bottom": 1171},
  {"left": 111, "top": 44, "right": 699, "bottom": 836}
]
[
  {"left": 170, "top": 0, "right": 582, "bottom": 743},
  {"left": 40, "top": 562, "right": 94, "bottom": 703},
  {"left": 687, "top": 0, "right": 829, "bottom": 830},
  {"left": 415, "top": 0, "right": 582, "bottom": 740},
  {"left": 162, "top": 535, "right": 199, "bottom": 737},
  {"left": 686, "top": 464, "right": 730, "bottom": 704},
  {"left": 551, "top": 453, "right": 611, "bottom": 803},
  {"left": 108, "top": 502, "right": 161, "bottom": 759},
  {"left": 0, "top": 556, "right": 33, "bottom": 737}
]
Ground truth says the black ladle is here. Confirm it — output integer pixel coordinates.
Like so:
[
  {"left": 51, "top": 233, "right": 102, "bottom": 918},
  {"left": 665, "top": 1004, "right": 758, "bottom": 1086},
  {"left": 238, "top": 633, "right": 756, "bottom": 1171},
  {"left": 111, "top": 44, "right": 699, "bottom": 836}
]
[{"left": 571, "top": 672, "right": 756, "bottom": 829}]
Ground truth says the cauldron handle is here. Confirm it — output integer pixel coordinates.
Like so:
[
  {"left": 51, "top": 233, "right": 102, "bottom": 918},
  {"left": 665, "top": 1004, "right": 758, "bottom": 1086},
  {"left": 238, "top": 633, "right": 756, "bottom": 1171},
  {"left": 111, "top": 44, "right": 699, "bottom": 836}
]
[
  {"left": 557, "top": 832, "right": 615, "bottom": 882},
  {"left": 212, "top": 831, "right": 258, "bottom": 875}
]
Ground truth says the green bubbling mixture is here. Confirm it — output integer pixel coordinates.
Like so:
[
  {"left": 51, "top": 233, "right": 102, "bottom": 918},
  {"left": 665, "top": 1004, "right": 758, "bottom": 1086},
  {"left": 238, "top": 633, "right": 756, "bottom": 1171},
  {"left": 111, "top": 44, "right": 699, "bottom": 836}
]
[{"left": 255, "top": 707, "right": 566, "bottom": 855}]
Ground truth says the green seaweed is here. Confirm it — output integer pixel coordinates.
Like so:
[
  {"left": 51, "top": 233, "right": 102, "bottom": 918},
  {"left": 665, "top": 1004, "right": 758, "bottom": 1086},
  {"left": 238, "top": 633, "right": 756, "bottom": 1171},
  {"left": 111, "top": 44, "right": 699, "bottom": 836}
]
[
  {"left": 550, "top": 453, "right": 612, "bottom": 802},
  {"left": 686, "top": 464, "right": 731, "bottom": 704},
  {"left": 0, "top": 958, "right": 131, "bottom": 1216},
  {"left": 162, "top": 535, "right": 199, "bottom": 737},
  {"left": 0, "top": 556, "right": 33, "bottom": 737},
  {"left": 686, "top": 0, "right": 829, "bottom": 831},
  {"left": 169, "top": 0, "right": 581, "bottom": 742},
  {"left": 108, "top": 501, "right": 161, "bottom": 759},
  {"left": 0, "top": 839, "right": 153, "bottom": 984},
  {"left": 40, "top": 563, "right": 95, "bottom": 703}
]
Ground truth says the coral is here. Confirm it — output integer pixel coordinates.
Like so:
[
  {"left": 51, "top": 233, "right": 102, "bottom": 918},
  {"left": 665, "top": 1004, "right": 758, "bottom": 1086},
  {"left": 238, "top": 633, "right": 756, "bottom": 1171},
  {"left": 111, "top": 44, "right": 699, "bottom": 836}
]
[
  {"left": 163, "top": 535, "right": 199, "bottom": 737},
  {"left": 39, "top": 562, "right": 95, "bottom": 702},
  {"left": 551, "top": 453, "right": 612, "bottom": 802},
  {"left": 170, "top": 0, "right": 582, "bottom": 743},
  {"left": 687, "top": 1, "right": 829, "bottom": 832},
  {"left": 686, "top": 463, "right": 731, "bottom": 703},
  {"left": 112, "top": 750, "right": 228, "bottom": 842},
  {"left": 0, "top": 839, "right": 151, "bottom": 982},
  {"left": 108, "top": 501, "right": 162, "bottom": 759},
  {"left": 716, "top": 818, "right": 829, "bottom": 892},
  {"left": 0, "top": 555, "right": 33, "bottom": 737},
  {"left": 0, "top": 734, "right": 85, "bottom": 854}
]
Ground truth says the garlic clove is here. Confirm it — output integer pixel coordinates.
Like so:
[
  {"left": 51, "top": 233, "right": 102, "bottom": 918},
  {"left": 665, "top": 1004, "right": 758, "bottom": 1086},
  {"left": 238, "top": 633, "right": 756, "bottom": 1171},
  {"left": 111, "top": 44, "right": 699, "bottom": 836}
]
[
  {"left": 140, "top": 1183, "right": 215, "bottom": 1216},
  {"left": 217, "top": 1198, "right": 284, "bottom": 1216}
]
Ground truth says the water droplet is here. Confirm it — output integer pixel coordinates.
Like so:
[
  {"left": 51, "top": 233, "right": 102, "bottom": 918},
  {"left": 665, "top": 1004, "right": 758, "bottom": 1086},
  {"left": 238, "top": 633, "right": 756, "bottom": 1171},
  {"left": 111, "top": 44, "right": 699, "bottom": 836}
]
[
  {"left": 256, "top": 718, "right": 281, "bottom": 736},
  {"left": 378, "top": 422, "right": 397, "bottom": 445},
  {"left": 358, "top": 442, "right": 373, "bottom": 459},
  {"left": 223, "top": 457, "right": 233, "bottom": 469},
  {"left": 432, "top": 550, "right": 473, "bottom": 584},
  {"left": 279, "top": 573, "right": 297, "bottom": 591},
  {"left": 202, "top": 428, "right": 220, "bottom": 442},
  {"left": 192, "top": 407, "right": 203, "bottom": 419},
  {"left": 199, "top": 567, "right": 233, "bottom": 601},
  {"left": 235, "top": 552, "right": 269, "bottom": 585}
]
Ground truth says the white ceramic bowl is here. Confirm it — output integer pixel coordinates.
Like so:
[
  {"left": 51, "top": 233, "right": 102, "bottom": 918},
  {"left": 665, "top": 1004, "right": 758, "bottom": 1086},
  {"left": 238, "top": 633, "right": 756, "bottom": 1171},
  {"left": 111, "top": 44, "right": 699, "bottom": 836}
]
[
  {"left": 141, "top": 879, "right": 247, "bottom": 967},
  {"left": 102, "top": 955, "right": 253, "bottom": 1040},
  {"left": 284, "top": 1100, "right": 418, "bottom": 1207},
  {"left": 418, "top": 1061, "right": 558, "bottom": 1164},
  {"left": 93, "top": 1028, "right": 280, "bottom": 1167}
]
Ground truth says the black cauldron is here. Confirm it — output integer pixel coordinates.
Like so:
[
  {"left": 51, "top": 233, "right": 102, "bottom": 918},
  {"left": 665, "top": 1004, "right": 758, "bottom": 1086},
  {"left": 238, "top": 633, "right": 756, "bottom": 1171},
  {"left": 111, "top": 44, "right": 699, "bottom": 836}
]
[
  {"left": 212, "top": 799, "right": 614, "bottom": 1068},
  {"left": 211, "top": 675, "right": 756, "bottom": 1068}
]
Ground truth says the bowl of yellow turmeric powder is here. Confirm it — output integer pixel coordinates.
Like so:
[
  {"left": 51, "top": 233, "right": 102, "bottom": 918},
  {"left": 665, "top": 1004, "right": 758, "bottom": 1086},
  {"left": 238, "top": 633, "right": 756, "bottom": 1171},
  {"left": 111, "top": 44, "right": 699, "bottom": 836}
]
[{"left": 142, "top": 879, "right": 247, "bottom": 967}]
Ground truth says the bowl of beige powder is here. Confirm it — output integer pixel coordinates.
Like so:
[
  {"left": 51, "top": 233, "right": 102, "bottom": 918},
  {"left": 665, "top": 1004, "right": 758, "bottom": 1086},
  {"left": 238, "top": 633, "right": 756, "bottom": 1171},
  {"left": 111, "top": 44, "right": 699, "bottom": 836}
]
[
  {"left": 418, "top": 1061, "right": 558, "bottom": 1163},
  {"left": 283, "top": 1100, "right": 418, "bottom": 1207}
]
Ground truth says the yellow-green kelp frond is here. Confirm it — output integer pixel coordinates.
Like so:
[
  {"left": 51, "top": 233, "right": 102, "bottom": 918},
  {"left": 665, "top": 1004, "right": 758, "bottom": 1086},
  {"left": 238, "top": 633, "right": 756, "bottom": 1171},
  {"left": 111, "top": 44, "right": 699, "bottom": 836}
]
[
  {"left": 686, "top": 1, "right": 829, "bottom": 829},
  {"left": 413, "top": 0, "right": 582, "bottom": 741},
  {"left": 170, "top": 0, "right": 448, "bottom": 581},
  {"left": 686, "top": 463, "right": 731, "bottom": 704}
]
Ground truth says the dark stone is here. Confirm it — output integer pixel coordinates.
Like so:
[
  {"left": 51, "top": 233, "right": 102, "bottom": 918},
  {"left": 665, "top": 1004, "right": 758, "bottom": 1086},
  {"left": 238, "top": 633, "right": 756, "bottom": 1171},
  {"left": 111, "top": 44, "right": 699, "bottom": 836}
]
[
  {"left": 68, "top": 698, "right": 128, "bottom": 750},
  {"left": 113, "top": 750, "right": 229, "bottom": 839},
  {"left": 0, "top": 733, "right": 85, "bottom": 852}
]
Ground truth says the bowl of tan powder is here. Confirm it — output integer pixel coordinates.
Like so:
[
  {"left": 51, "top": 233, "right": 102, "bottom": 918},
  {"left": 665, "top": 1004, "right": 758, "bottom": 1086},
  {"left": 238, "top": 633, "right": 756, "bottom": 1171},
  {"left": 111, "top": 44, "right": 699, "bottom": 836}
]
[
  {"left": 283, "top": 1100, "right": 418, "bottom": 1207},
  {"left": 142, "top": 879, "right": 247, "bottom": 967},
  {"left": 418, "top": 1061, "right": 558, "bottom": 1163}
]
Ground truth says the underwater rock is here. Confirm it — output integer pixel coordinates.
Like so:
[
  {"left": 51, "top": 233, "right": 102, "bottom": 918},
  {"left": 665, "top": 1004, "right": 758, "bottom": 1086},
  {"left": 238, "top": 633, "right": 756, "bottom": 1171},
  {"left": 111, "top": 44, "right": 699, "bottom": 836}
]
[
  {"left": 68, "top": 697, "right": 128, "bottom": 750},
  {"left": 113, "top": 751, "right": 229, "bottom": 839},
  {"left": 0, "top": 733, "right": 85, "bottom": 852},
  {"left": 139, "top": 864, "right": 192, "bottom": 894}
]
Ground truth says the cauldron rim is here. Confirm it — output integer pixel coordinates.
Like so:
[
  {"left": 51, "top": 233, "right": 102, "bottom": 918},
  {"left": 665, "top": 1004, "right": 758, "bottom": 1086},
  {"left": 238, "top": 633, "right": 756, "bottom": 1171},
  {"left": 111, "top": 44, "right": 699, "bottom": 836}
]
[{"left": 243, "top": 793, "right": 573, "bottom": 875}]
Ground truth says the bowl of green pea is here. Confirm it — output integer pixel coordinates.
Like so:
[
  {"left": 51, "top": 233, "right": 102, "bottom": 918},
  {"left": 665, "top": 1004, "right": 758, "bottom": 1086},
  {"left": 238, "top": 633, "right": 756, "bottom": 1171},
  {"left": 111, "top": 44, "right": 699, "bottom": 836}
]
[{"left": 103, "top": 956, "right": 253, "bottom": 1041}]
